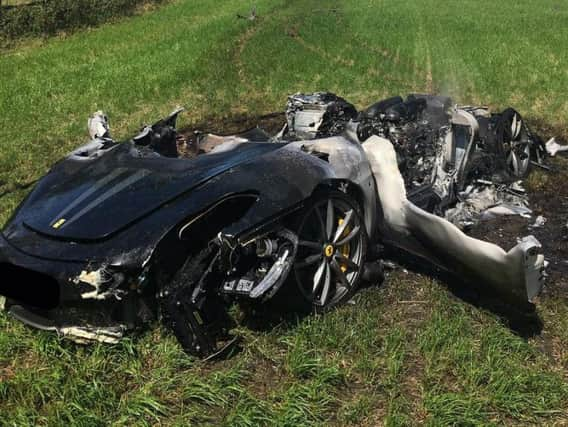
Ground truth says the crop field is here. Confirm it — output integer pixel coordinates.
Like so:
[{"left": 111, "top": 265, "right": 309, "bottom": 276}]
[{"left": 1, "top": 0, "right": 568, "bottom": 425}]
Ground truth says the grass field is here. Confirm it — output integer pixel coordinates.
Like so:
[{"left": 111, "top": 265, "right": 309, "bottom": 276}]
[
  {"left": 1, "top": 0, "right": 35, "bottom": 5},
  {"left": 1, "top": 0, "right": 568, "bottom": 425}
]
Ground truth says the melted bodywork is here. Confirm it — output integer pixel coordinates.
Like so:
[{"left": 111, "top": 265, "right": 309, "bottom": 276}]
[{"left": 363, "top": 136, "right": 544, "bottom": 303}]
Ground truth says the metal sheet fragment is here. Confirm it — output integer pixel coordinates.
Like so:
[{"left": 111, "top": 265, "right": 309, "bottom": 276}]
[{"left": 545, "top": 138, "right": 568, "bottom": 157}]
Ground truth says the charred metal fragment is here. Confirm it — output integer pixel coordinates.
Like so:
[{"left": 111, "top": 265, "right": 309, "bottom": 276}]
[{"left": 546, "top": 137, "right": 568, "bottom": 157}]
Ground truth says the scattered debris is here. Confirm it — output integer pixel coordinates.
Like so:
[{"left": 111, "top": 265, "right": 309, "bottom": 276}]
[
  {"left": 445, "top": 184, "right": 531, "bottom": 229},
  {"left": 58, "top": 325, "right": 126, "bottom": 344},
  {"left": 364, "top": 136, "right": 545, "bottom": 305},
  {"left": 530, "top": 215, "right": 547, "bottom": 229}
]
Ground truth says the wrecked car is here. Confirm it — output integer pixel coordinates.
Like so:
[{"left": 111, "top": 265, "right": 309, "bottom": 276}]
[{"left": 0, "top": 93, "right": 547, "bottom": 358}]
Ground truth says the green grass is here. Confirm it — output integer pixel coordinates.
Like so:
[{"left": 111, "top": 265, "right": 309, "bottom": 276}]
[
  {"left": 1, "top": 0, "right": 34, "bottom": 5},
  {"left": 1, "top": 0, "right": 568, "bottom": 425},
  {"left": 2, "top": 274, "right": 567, "bottom": 425}
]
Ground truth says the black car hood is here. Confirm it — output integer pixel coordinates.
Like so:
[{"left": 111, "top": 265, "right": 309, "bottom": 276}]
[{"left": 20, "top": 142, "right": 282, "bottom": 241}]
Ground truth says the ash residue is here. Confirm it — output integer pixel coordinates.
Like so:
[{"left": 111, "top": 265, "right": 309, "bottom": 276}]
[{"left": 469, "top": 154, "right": 568, "bottom": 296}]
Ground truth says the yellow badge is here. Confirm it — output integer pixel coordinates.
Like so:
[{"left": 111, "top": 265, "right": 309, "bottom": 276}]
[{"left": 52, "top": 218, "right": 66, "bottom": 229}]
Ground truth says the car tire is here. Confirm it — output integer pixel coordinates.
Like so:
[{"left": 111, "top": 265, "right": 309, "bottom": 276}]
[{"left": 292, "top": 190, "right": 368, "bottom": 312}]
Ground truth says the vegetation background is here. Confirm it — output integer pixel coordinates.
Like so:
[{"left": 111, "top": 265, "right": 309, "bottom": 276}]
[
  {"left": 1, "top": 0, "right": 567, "bottom": 425},
  {"left": 0, "top": 0, "right": 165, "bottom": 42}
]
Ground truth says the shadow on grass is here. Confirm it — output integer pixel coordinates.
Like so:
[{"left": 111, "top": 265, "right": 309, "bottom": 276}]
[{"left": 382, "top": 246, "right": 544, "bottom": 338}]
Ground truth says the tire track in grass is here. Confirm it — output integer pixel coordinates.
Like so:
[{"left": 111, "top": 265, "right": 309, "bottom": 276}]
[
  {"left": 359, "top": 42, "right": 416, "bottom": 87},
  {"left": 232, "top": 3, "right": 286, "bottom": 108},
  {"left": 292, "top": 34, "right": 355, "bottom": 68},
  {"left": 413, "top": 22, "right": 434, "bottom": 93},
  {"left": 234, "top": 23, "right": 261, "bottom": 97},
  {"left": 425, "top": 46, "right": 433, "bottom": 93}
]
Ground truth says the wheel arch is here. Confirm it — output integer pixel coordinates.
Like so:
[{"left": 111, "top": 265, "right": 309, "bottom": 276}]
[{"left": 144, "top": 192, "right": 260, "bottom": 288}]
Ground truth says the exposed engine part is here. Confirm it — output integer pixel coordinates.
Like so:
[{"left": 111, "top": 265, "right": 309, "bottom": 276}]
[
  {"left": 353, "top": 94, "right": 545, "bottom": 214},
  {"left": 220, "top": 229, "right": 298, "bottom": 300},
  {"left": 284, "top": 92, "right": 357, "bottom": 140},
  {"left": 356, "top": 94, "right": 452, "bottom": 197}
]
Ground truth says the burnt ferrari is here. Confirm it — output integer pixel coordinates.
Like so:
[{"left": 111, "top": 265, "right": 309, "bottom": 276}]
[{"left": 0, "top": 93, "right": 546, "bottom": 358}]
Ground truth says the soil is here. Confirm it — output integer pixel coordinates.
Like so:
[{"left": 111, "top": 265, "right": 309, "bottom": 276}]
[{"left": 176, "top": 112, "right": 285, "bottom": 158}]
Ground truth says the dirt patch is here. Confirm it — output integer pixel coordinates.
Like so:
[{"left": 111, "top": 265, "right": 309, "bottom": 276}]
[
  {"left": 176, "top": 112, "right": 285, "bottom": 158},
  {"left": 469, "top": 154, "right": 568, "bottom": 297},
  {"left": 246, "top": 357, "right": 286, "bottom": 398},
  {"left": 0, "top": 363, "right": 16, "bottom": 382},
  {"left": 179, "top": 112, "right": 284, "bottom": 137}
]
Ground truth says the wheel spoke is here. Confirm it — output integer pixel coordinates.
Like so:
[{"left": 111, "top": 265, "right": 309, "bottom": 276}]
[
  {"left": 298, "top": 240, "right": 322, "bottom": 251},
  {"left": 521, "top": 145, "right": 530, "bottom": 168},
  {"left": 331, "top": 259, "right": 349, "bottom": 287},
  {"left": 312, "top": 259, "right": 326, "bottom": 293},
  {"left": 509, "top": 151, "right": 520, "bottom": 175},
  {"left": 326, "top": 199, "right": 334, "bottom": 241},
  {"left": 335, "top": 225, "right": 361, "bottom": 246},
  {"left": 333, "top": 209, "right": 353, "bottom": 244},
  {"left": 511, "top": 114, "right": 520, "bottom": 140},
  {"left": 295, "top": 253, "right": 323, "bottom": 269},
  {"left": 296, "top": 195, "right": 365, "bottom": 308},
  {"left": 334, "top": 252, "right": 359, "bottom": 272},
  {"left": 319, "top": 262, "right": 331, "bottom": 306}
]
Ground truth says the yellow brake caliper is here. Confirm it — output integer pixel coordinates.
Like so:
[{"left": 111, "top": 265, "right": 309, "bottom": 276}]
[{"left": 337, "top": 217, "right": 351, "bottom": 273}]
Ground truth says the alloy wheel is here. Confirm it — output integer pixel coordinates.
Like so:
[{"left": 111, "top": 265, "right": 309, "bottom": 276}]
[{"left": 293, "top": 193, "right": 366, "bottom": 309}]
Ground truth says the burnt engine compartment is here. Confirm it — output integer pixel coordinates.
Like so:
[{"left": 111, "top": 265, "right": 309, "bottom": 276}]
[{"left": 356, "top": 95, "right": 450, "bottom": 189}]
